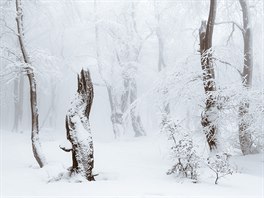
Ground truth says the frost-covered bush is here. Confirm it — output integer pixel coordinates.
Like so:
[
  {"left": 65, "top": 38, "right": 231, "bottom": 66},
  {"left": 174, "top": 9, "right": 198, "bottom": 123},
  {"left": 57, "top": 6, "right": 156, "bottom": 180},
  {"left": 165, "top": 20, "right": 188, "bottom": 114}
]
[
  {"left": 207, "top": 153, "right": 233, "bottom": 184},
  {"left": 162, "top": 117, "right": 200, "bottom": 181},
  {"left": 167, "top": 137, "right": 200, "bottom": 181}
]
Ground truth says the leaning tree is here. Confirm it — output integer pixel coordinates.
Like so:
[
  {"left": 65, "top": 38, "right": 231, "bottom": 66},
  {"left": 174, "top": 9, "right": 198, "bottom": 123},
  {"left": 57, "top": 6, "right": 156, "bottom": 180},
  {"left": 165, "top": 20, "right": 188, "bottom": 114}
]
[{"left": 15, "top": 0, "right": 46, "bottom": 168}]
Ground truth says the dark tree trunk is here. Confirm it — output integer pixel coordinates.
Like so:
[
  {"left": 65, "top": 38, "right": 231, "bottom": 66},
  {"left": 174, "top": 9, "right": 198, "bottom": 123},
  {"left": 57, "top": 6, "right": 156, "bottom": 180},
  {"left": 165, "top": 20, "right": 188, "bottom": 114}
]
[
  {"left": 15, "top": 0, "right": 46, "bottom": 168},
  {"left": 238, "top": 0, "right": 254, "bottom": 155},
  {"left": 199, "top": 0, "right": 218, "bottom": 151},
  {"left": 62, "top": 69, "right": 95, "bottom": 181}
]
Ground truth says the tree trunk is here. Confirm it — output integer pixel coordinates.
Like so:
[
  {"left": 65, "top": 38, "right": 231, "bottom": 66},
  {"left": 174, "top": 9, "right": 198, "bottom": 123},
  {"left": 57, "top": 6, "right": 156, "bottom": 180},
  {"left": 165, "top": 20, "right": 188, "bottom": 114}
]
[
  {"left": 199, "top": 0, "right": 218, "bottom": 151},
  {"left": 154, "top": 3, "right": 170, "bottom": 123},
  {"left": 129, "top": 78, "right": 146, "bottom": 137},
  {"left": 109, "top": 86, "right": 124, "bottom": 138},
  {"left": 63, "top": 69, "right": 95, "bottom": 181},
  {"left": 12, "top": 77, "right": 19, "bottom": 132},
  {"left": 157, "top": 36, "right": 170, "bottom": 118},
  {"left": 157, "top": 27, "right": 166, "bottom": 72},
  {"left": 124, "top": 4, "right": 146, "bottom": 137},
  {"left": 238, "top": 0, "right": 254, "bottom": 155},
  {"left": 15, "top": 0, "right": 46, "bottom": 168},
  {"left": 12, "top": 73, "right": 24, "bottom": 133},
  {"left": 94, "top": 0, "right": 124, "bottom": 138}
]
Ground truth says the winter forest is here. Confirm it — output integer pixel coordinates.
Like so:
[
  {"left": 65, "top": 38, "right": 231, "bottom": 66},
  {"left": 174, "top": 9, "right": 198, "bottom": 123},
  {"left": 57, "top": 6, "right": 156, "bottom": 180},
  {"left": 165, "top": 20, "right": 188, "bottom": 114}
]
[{"left": 0, "top": 0, "right": 263, "bottom": 197}]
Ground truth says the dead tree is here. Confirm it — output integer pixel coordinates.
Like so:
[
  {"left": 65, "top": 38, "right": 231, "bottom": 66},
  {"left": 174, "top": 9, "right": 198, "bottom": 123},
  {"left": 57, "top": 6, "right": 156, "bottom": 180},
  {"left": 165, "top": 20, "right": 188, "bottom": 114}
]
[
  {"left": 199, "top": 0, "right": 218, "bottom": 151},
  {"left": 212, "top": 0, "right": 255, "bottom": 154},
  {"left": 61, "top": 69, "right": 95, "bottom": 181},
  {"left": 15, "top": 0, "right": 46, "bottom": 167}
]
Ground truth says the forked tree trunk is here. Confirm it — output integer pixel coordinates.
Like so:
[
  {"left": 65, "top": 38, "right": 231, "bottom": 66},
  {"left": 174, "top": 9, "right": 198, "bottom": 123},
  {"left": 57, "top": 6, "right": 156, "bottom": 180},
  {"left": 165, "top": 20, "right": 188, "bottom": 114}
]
[
  {"left": 15, "top": 0, "right": 46, "bottom": 167},
  {"left": 94, "top": 0, "right": 145, "bottom": 138},
  {"left": 94, "top": 0, "right": 124, "bottom": 138},
  {"left": 120, "top": 4, "right": 146, "bottom": 137},
  {"left": 62, "top": 69, "right": 95, "bottom": 181},
  {"left": 199, "top": 0, "right": 218, "bottom": 151},
  {"left": 238, "top": 0, "right": 254, "bottom": 155}
]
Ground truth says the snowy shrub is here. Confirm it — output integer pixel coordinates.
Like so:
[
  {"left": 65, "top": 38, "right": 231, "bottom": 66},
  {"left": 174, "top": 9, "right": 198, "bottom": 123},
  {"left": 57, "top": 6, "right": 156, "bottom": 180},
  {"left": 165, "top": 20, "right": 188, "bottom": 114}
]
[
  {"left": 162, "top": 117, "right": 200, "bottom": 181},
  {"left": 207, "top": 153, "right": 233, "bottom": 184},
  {"left": 167, "top": 137, "right": 200, "bottom": 181}
]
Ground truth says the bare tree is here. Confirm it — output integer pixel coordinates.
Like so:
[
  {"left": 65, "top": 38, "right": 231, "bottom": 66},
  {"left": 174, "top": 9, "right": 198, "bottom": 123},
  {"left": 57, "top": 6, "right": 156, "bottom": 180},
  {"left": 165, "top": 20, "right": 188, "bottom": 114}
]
[
  {"left": 238, "top": 0, "right": 254, "bottom": 155},
  {"left": 199, "top": 0, "right": 218, "bottom": 151},
  {"left": 94, "top": 1, "right": 147, "bottom": 137},
  {"left": 61, "top": 69, "right": 95, "bottom": 181},
  {"left": 15, "top": 0, "right": 46, "bottom": 167},
  {"left": 94, "top": 0, "right": 124, "bottom": 138},
  {"left": 112, "top": 3, "right": 147, "bottom": 137},
  {"left": 214, "top": 0, "right": 256, "bottom": 154}
]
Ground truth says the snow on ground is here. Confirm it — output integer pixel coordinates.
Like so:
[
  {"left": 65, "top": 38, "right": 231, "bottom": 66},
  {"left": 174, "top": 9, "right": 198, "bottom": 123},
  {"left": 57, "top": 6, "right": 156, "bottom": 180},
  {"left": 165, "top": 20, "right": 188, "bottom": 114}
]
[{"left": 1, "top": 131, "right": 263, "bottom": 198}]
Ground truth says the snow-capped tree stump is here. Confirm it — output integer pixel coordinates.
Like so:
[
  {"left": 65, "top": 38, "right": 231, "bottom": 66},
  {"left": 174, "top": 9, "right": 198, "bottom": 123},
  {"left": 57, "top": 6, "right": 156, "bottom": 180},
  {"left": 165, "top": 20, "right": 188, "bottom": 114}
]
[{"left": 61, "top": 69, "right": 95, "bottom": 181}]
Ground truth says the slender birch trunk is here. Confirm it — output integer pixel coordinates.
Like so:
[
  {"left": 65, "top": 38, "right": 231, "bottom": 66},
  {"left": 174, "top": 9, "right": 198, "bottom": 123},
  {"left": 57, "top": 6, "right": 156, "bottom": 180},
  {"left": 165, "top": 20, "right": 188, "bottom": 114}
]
[{"left": 15, "top": 0, "right": 46, "bottom": 167}]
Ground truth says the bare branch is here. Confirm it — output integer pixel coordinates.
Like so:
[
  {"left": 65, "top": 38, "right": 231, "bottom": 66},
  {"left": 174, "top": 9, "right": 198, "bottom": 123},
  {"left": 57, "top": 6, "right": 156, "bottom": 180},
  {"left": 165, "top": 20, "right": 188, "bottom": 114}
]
[
  {"left": 59, "top": 145, "right": 72, "bottom": 152},
  {"left": 215, "top": 21, "right": 244, "bottom": 33},
  {"left": 0, "top": 18, "right": 18, "bottom": 36},
  {"left": 213, "top": 57, "right": 243, "bottom": 77},
  {"left": 0, "top": 56, "right": 16, "bottom": 64}
]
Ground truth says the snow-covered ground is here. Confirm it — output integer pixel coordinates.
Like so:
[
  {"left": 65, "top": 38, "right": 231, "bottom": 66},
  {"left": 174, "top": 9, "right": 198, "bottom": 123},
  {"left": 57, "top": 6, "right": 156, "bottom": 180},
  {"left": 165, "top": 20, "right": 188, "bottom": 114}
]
[{"left": 1, "top": 131, "right": 263, "bottom": 198}]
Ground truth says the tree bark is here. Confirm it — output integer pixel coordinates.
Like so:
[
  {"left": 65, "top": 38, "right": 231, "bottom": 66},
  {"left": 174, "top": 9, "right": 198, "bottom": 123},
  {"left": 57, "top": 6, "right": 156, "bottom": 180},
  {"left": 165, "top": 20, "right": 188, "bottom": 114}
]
[
  {"left": 238, "top": 0, "right": 254, "bottom": 155},
  {"left": 15, "top": 0, "right": 46, "bottom": 167},
  {"left": 199, "top": 0, "right": 218, "bottom": 151},
  {"left": 63, "top": 69, "right": 95, "bottom": 181}
]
